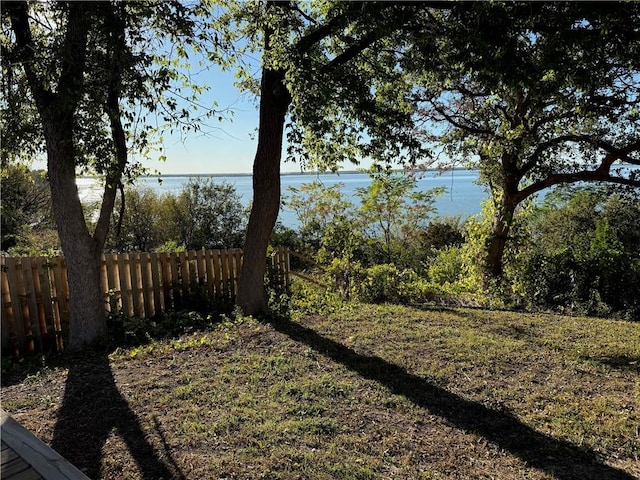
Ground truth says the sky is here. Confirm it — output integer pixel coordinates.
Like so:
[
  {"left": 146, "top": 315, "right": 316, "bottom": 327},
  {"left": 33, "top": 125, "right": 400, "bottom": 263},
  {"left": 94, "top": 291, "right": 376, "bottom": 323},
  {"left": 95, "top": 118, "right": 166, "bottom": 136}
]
[
  {"left": 32, "top": 61, "right": 308, "bottom": 176},
  {"left": 146, "top": 65, "right": 264, "bottom": 175},
  {"left": 154, "top": 64, "right": 369, "bottom": 176}
]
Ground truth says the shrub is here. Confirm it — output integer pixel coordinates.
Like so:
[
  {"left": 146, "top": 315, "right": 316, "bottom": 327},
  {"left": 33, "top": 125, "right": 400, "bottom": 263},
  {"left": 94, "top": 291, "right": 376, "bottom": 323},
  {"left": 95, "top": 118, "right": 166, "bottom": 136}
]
[
  {"left": 154, "top": 240, "right": 186, "bottom": 253},
  {"left": 427, "top": 246, "right": 465, "bottom": 285},
  {"left": 519, "top": 187, "right": 640, "bottom": 319},
  {"left": 421, "top": 217, "right": 465, "bottom": 249},
  {"left": 357, "top": 264, "right": 401, "bottom": 303}
]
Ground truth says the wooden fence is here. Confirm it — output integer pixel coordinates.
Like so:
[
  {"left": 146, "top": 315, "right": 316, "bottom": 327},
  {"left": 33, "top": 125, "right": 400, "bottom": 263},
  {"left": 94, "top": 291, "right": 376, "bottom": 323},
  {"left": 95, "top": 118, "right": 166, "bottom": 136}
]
[{"left": 1, "top": 247, "right": 290, "bottom": 356}]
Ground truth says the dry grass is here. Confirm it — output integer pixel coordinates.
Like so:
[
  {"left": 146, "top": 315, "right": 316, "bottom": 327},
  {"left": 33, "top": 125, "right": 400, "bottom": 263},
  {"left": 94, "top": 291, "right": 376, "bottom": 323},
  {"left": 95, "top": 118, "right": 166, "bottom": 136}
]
[{"left": 2, "top": 303, "right": 638, "bottom": 479}]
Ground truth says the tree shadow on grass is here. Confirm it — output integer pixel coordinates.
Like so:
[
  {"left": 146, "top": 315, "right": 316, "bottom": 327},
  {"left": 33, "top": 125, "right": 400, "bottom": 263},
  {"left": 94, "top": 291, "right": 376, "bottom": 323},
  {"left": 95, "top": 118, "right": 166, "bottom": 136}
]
[
  {"left": 51, "top": 351, "right": 184, "bottom": 480},
  {"left": 583, "top": 354, "right": 640, "bottom": 374},
  {"left": 269, "top": 316, "right": 634, "bottom": 480}
]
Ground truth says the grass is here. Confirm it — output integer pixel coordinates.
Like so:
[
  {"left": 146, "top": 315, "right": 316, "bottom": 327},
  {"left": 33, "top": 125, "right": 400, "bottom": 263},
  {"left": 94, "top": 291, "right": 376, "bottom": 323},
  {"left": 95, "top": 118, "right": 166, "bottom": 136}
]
[{"left": 1, "top": 302, "right": 638, "bottom": 479}]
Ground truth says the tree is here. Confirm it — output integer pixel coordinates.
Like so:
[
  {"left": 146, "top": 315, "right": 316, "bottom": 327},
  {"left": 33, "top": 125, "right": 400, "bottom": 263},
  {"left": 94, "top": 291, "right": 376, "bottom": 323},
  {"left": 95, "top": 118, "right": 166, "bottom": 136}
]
[
  {"left": 406, "top": 2, "right": 640, "bottom": 281},
  {"left": 0, "top": 164, "right": 53, "bottom": 252},
  {"left": 285, "top": 180, "right": 354, "bottom": 251},
  {"left": 355, "top": 167, "right": 443, "bottom": 265},
  {"left": 106, "top": 185, "right": 163, "bottom": 253},
  {"left": 212, "top": 1, "right": 445, "bottom": 314},
  {"left": 106, "top": 178, "right": 246, "bottom": 252},
  {"left": 2, "top": 2, "right": 206, "bottom": 349},
  {"left": 522, "top": 186, "right": 640, "bottom": 317},
  {"left": 166, "top": 178, "right": 247, "bottom": 250}
]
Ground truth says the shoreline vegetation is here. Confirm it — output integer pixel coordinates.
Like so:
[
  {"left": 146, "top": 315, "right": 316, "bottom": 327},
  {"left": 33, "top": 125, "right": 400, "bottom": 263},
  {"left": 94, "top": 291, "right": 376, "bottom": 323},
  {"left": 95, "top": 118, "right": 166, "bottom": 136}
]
[
  {"left": 76, "top": 168, "right": 480, "bottom": 179},
  {"left": 74, "top": 162, "right": 638, "bottom": 179}
]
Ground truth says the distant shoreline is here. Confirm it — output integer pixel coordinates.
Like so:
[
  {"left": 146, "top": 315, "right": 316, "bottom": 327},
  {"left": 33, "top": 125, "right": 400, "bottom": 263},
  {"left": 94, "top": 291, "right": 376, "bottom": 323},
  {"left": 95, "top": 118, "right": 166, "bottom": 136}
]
[
  {"left": 77, "top": 168, "right": 477, "bottom": 179},
  {"left": 76, "top": 162, "right": 637, "bottom": 179}
]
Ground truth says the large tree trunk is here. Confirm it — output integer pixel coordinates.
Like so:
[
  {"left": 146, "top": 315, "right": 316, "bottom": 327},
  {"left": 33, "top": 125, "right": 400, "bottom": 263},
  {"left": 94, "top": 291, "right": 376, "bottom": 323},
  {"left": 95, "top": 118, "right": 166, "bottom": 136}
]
[
  {"left": 484, "top": 194, "right": 518, "bottom": 281},
  {"left": 9, "top": 1, "right": 107, "bottom": 350},
  {"left": 236, "top": 66, "right": 291, "bottom": 315},
  {"left": 46, "top": 139, "right": 107, "bottom": 351}
]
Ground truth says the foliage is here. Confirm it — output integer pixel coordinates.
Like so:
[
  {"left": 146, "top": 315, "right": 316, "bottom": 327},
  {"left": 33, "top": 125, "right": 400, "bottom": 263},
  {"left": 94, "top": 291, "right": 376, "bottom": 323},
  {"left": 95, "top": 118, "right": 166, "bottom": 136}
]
[
  {"left": 1, "top": 164, "right": 55, "bottom": 252},
  {"left": 1, "top": 1, "right": 222, "bottom": 349},
  {"left": 166, "top": 177, "right": 247, "bottom": 250},
  {"left": 210, "top": 1, "right": 438, "bottom": 168},
  {"left": 107, "top": 177, "right": 247, "bottom": 252},
  {"left": 106, "top": 185, "right": 164, "bottom": 252},
  {"left": 354, "top": 166, "right": 444, "bottom": 267},
  {"left": 406, "top": 2, "right": 640, "bottom": 281},
  {"left": 519, "top": 186, "right": 640, "bottom": 319},
  {"left": 285, "top": 180, "right": 355, "bottom": 252},
  {"left": 284, "top": 168, "right": 444, "bottom": 273},
  {"left": 421, "top": 217, "right": 465, "bottom": 250},
  {"left": 217, "top": 1, "right": 451, "bottom": 314},
  {"left": 1, "top": 2, "right": 216, "bottom": 173},
  {"left": 426, "top": 246, "right": 465, "bottom": 287},
  {"left": 153, "top": 240, "right": 186, "bottom": 254}
]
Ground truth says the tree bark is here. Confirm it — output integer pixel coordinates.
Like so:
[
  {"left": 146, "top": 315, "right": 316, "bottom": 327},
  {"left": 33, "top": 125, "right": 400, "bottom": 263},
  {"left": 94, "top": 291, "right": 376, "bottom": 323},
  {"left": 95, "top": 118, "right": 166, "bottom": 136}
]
[
  {"left": 236, "top": 66, "right": 291, "bottom": 315},
  {"left": 484, "top": 156, "right": 520, "bottom": 283},
  {"left": 8, "top": 2, "right": 112, "bottom": 350},
  {"left": 484, "top": 145, "right": 640, "bottom": 284},
  {"left": 484, "top": 195, "right": 518, "bottom": 280},
  {"left": 48, "top": 148, "right": 107, "bottom": 350}
]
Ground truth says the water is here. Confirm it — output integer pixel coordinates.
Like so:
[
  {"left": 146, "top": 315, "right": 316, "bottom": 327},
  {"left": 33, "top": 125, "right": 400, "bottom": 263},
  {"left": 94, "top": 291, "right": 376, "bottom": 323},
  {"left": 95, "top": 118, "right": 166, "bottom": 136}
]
[{"left": 77, "top": 170, "right": 488, "bottom": 228}]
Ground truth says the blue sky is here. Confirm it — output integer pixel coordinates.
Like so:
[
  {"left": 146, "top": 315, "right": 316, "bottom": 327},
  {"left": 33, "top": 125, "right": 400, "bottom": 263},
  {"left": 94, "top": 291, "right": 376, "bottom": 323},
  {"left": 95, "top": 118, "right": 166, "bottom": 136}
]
[
  {"left": 154, "top": 63, "right": 371, "bottom": 176},
  {"left": 149, "top": 65, "right": 264, "bottom": 175}
]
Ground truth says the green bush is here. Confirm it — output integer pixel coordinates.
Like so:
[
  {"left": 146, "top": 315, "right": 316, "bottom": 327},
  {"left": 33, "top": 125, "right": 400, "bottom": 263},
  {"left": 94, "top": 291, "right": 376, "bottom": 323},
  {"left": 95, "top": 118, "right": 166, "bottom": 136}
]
[
  {"left": 427, "top": 246, "right": 465, "bottom": 285},
  {"left": 421, "top": 217, "right": 465, "bottom": 249},
  {"left": 154, "top": 240, "right": 186, "bottom": 253},
  {"left": 357, "top": 264, "right": 402, "bottom": 303},
  {"left": 519, "top": 188, "right": 640, "bottom": 319}
]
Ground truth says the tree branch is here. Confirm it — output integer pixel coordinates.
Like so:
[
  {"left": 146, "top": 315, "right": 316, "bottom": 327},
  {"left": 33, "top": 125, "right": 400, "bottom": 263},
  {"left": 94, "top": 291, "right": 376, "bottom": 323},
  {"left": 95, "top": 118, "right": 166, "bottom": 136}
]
[
  {"left": 6, "top": 1, "right": 51, "bottom": 112},
  {"left": 429, "top": 102, "right": 494, "bottom": 135},
  {"left": 517, "top": 169, "right": 640, "bottom": 202},
  {"left": 94, "top": 4, "right": 129, "bottom": 247}
]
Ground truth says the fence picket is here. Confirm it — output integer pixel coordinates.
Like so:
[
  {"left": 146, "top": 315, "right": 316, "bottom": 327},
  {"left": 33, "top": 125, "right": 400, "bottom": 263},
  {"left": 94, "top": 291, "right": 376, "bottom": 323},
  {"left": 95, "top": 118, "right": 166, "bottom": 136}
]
[
  {"left": 197, "top": 250, "right": 206, "bottom": 287},
  {"left": 233, "top": 249, "right": 243, "bottom": 296},
  {"left": 132, "top": 253, "right": 144, "bottom": 318},
  {"left": 139, "top": 253, "right": 152, "bottom": 318},
  {"left": 22, "top": 258, "right": 43, "bottom": 351},
  {"left": 159, "top": 253, "right": 172, "bottom": 310},
  {"left": 104, "top": 254, "right": 119, "bottom": 314},
  {"left": 169, "top": 252, "right": 181, "bottom": 308},
  {"left": 6, "top": 258, "right": 28, "bottom": 353},
  {"left": 1, "top": 257, "right": 19, "bottom": 355},
  {"left": 188, "top": 250, "right": 198, "bottom": 287},
  {"left": 118, "top": 253, "right": 133, "bottom": 317},
  {"left": 1, "top": 248, "right": 289, "bottom": 355},
  {"left": 149, "top": 253, "right": 162, "bottom": 316},
  {"left": 178, "top": 251, "right": 189, "bottom": 301},
  {"left": 33, "top": 258, "right": 53, "bottom": 337},
  {"left": 48, "top": 257, "right": 65, "bottom": 351},
  {"left": 204, "top": 250, "right": 215, "bottom": 298},
  {"left": 21, "top": 259, "right": 38, "bottom": 332},
  {"left": 221, "top": 250, "right": 230, "bottom": 300},
  {"left": 212, "top": 250, "right": 222, "bottom": 297}
]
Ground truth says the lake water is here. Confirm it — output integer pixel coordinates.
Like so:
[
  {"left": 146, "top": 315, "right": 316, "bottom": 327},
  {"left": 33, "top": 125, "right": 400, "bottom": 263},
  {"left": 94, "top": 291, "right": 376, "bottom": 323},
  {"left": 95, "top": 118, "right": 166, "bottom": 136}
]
[
  {"left": 77, "top": 170, "right": 489, "bottom": 227},
  {"left": 77, "top": 165, "right": 639, "bottom": 228}
]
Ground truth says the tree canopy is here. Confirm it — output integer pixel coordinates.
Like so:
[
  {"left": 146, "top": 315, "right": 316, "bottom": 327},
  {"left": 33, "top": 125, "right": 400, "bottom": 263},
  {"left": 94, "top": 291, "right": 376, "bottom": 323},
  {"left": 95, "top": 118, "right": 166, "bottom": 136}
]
[
  {"left": 403, "top": 2, "right": 640, "bottom": 278},
  {"left": 1, "top": 0, "right": 215, "bottom": 349}
]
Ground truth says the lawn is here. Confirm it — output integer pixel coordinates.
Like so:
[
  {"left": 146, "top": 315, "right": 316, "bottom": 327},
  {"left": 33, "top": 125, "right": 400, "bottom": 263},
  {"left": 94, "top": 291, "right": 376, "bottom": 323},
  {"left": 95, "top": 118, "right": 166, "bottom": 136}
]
[{"left": 1, "top": 303, "right": 638, "bottom": 479}]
